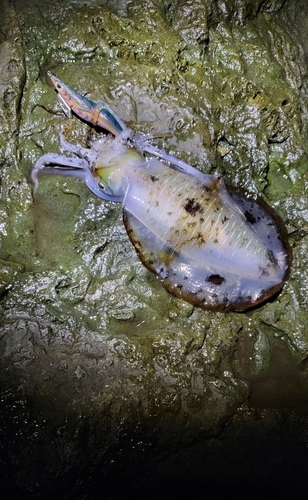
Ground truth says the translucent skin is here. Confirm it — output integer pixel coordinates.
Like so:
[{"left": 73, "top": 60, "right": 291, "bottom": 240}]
[
  {"left": 32, "top": 133, "right": 291, "bottom": 311},
  {"left": 124, "top": 162, "right": 284, "bottom": 279},
  {"left": 121, "top": 159, "right": 290, "bottom": 311}
]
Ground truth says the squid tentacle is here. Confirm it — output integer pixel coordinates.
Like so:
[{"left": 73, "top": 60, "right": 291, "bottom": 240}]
[{"left": 31, "top": 153, "right": 87, "bottom": 194}]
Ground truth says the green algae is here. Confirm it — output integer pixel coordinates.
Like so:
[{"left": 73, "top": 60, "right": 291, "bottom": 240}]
[{"left": 1, "top": 0, "right": 308, "bottom": 496}]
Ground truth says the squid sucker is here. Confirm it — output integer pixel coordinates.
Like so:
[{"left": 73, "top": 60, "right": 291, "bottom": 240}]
[{"left": 32, "top": 72, "right": 292, "bottom": 312}]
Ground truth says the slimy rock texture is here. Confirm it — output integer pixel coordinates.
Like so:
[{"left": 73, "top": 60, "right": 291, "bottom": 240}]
[{"left": 1, "top": 0, "right": 308, "bottom": 497}]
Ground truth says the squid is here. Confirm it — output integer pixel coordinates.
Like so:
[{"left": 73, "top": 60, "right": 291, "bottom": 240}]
[{"left": 32, "top": 72, "right": 292, "bottom": 312}]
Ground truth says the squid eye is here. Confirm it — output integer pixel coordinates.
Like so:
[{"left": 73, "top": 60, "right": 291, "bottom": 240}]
[{"left": 97, "top": 180, "right": 113, "bottom": 196}]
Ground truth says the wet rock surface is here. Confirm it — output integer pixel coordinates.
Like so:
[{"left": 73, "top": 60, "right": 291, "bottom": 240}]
[{"left": 1, "top": 0, "right": 308, "bottom": 497}]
